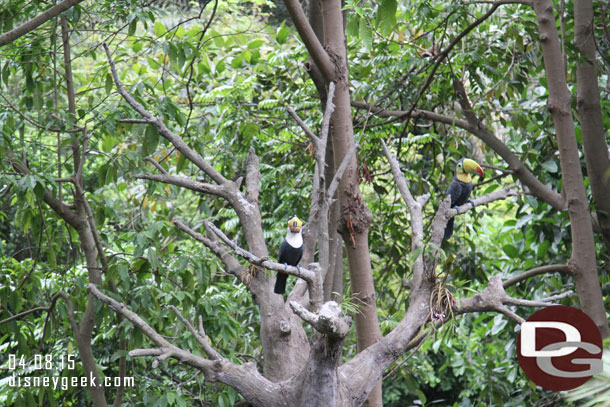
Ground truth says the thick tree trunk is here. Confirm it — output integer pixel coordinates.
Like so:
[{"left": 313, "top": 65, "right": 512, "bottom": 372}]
[
  {"left": 320, "top": 2, "right": 383, "bottom": 404},
  {"left": 235, "top": 153, "right": 310, "bottom": 381},
  {"left": 532, "top": 0, "right": 609, "bottom": 337},
  {"left": 574, "top": 0, "right": 610, "bottom": 251}
]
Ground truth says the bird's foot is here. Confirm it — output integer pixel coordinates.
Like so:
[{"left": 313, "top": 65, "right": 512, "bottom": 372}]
[
  {"left": 296, "top": 265, "right": 301, "bottom": 277},
  {"left": 468, "top": 200, "right": 475, "bottom": 208}
]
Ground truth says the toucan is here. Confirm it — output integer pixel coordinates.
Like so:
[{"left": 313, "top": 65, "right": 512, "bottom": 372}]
[
  {"left": 443, "top": 158, "right": 485, "bottom": 241},
  {"left": 274, "top": 216, "right": 304, "bottom": 294}
]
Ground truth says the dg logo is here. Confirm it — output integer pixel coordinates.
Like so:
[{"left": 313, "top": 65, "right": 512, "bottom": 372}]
[{"left": 517, "top": 305, "right": 603, "bottom": 391}]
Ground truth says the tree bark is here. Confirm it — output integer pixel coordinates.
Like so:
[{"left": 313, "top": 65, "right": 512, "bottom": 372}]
[
  {"left": 320, "top": 1, "right": 383, "bottom": 404},
  {"left": 283, "top": 0, "right": 383, "bottom": 403},
  {"left": 574, "top": 0, "right": 610, "bottom": 250},
  {"left": 532, "top": 0, "right": 609, "bottom": 337},
  {"left": 60, "top": 19, "right": 108, "bottom": 406},
  {"left": 0, "top": 0, "right": 85, "bottom": 47}
]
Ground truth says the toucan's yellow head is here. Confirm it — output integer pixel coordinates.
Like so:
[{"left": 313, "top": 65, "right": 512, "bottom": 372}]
[
  {"left": 288, "top": 216, "right": 302, "bottom": 233},
  {"left": 455, "top": 158, "right": 485, "bottom": 183}
]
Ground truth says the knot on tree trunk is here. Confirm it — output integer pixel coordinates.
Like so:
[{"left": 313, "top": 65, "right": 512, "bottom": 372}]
[
  {"left": 279, "top": 320, "right": 292, "bottom": 335},
  {"left": 337, "top": 188, "right": 372, "bottom": 241}
]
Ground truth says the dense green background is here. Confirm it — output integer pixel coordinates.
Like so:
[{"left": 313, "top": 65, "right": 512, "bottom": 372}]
[{"left": 1, "top": 0, "right": 609, "bottom": 405}]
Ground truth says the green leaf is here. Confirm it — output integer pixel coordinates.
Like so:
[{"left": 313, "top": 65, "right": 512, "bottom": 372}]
[
  {"left": 148, "top": 56, "right": 160, "bottom": 69},
  {"left": 128, "top": 19, "right": 137, "bottom": 36},
  {"left": 359, "top": 19, "right": 373, "bottom": 51},
  {"left": 105, "top": 73, "right": 114, "bottom": 94},
  {"left": 175, "top": 25, "right": 185, "bottom": 39},
  {"left": 231, "top": 56, "right": 243, "bottom": 68},
  {"left": 248, "top": 39, "right": 264, "bottom": 49},
  {"left": 132, "top": 40, "right": 143, "bottom": 53},
  {"left": 502, "top": 244, "right": 519, "bottom": 258},
  {"left": 346, "top": 15, "right": 360, "bottom": 37},
  {"left": 537, "top": 240, "right": 550, "bottom": 258},
  {"left": 276, "top": 24, "right": 289, "bottom": 44},
  {"left": 154, "top": 21, "right": 166, "bottom": 37},
  {"left": 176, "top": 152, "right": 187, "bottom": 172},
  {"left": 541, "top": 159, "right": 558, "bottom": 173},
  {"left": 141, "top": 126, "right": 159, "bottom": 157},
  {"left": 377, "top": 0, "right": 397, "bottom": 36}
]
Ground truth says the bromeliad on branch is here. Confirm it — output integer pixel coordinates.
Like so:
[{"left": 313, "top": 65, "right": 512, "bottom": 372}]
[
  {"left": 274, "top": 216, "right": 304, "bottom": 295},
  {"left": 443, "top": 158, "right": 485, "bottom": 241}
]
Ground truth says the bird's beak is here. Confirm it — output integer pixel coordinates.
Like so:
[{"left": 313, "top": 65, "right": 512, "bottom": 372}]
[
  {"left": 463, "top": 158, "right": 485, "bottom": 179},
  {"left": 289, "top": 218, "right": 302, "bottom": 232}
]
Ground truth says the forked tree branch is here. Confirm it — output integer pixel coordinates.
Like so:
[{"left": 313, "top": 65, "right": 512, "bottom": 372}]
[
  {"left": 381, "top": 139, "right": 429, "bottom": 287},
  {"left": 326, "top": 142, "right": 359, "bottom": 200},
  {"left": 456, "top": 275, "right": 573, "bottom": 324},
  {"left": 169, "top": 305, "right": 224, "bottom": 360},
  {"left": 282, "top": 0, "right": 334, "bottom": 80},
  {"left": 289, "top": 301, "right": 351, "bottom": 337},
  {"left": 87, "top": 284, "right": 280, "bottom": 405},
  {"left": 173, "top": 219, "right": 245, "bottom": 282}
]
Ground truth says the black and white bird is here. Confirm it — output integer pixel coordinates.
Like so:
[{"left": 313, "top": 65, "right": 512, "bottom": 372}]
[
  {"left": 443, "top": 158, "right": 485, "bottom": 241},
  {"left": 274, "top": 216, "right": 304, "bottom": 295}
]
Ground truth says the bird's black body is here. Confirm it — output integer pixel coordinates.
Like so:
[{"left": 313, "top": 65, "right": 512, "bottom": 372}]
[
  {"left": 447, "top": 177, "right": 474, "bottom": 207},
  {"left": 443, "top": 171, "right": 475, "bottom": 241},
  {"left": 274, "top": 239, "right": 303, "bottom": 294}
]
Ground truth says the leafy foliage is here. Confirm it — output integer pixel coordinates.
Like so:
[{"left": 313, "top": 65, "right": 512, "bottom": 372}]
[{"left": 1, "top": 0, "right": 609, "bottom": 405}]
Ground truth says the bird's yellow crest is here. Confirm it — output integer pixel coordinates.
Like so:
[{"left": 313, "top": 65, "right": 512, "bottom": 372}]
[{"left": 288, "top": 216, "right": 302, "bottom": 232}]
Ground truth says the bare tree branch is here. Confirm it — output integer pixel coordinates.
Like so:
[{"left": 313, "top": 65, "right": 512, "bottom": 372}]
[
  {"left": 456, "top": 275, "right": 572, "bottom": 324},
  {"left": 133, "top": 173, "right": 228, "bottom": 197},
  {"left": 0, "top": 0, "right": 85, "bottom": 47},
  {"left": 103, "top": 43, "right": 228, "bottom": 185},
  {"left": 169, "top": 305, "right": 224, "bottom": 360},
  {"left": 289, "top": 301, "right": 351, "bottom": 337},
  {"left": 381, "top": 139, "right": 429, "bottom": 287},
  {"left": 87, "top": 284, "right": 281, "bottom": 405},
  {"left": 173, "top": 219, "right": 245, "bottom": 281},
  {"left": 0, "top": 306, "right": 49, "bottom": 325},
  {"left": 287, "top": 107, "right": 319, "bottom": 144},
  {"left": 326, "top": 142, "right": 359, "bottom": 200},
  {"left": 144, "top": 157, "right": 169, "bottom": 175},
  {"left": 503, "top": 263, "right": 571, "bottom": 288}
]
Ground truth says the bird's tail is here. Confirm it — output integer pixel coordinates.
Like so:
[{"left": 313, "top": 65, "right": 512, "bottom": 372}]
[
  {"left": 443, "top": 218, "right": 454, "bottom": 241},
  {"left": 274, "top": 273, "right": 287, "bottom": 294}
]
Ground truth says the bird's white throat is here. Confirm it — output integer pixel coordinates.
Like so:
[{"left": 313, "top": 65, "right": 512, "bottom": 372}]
[{"left": 285, "top": 231, "right": 303, "bottom": 248}]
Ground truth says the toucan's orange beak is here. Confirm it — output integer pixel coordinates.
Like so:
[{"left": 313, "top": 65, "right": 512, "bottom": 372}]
[{"left": 463, "top": 158, "right": 485, "bottom": 179}]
